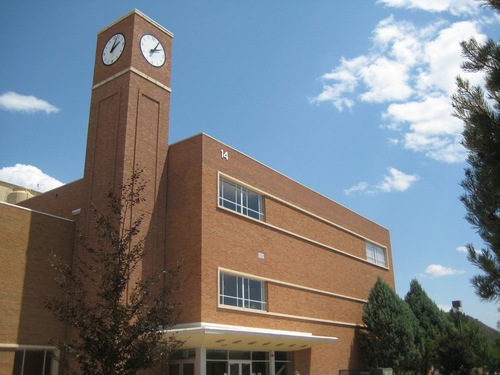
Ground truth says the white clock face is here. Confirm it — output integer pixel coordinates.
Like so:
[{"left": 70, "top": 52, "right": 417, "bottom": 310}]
[
  {"left": 102, "top": 33, "right": 125, "bottom": 66},
  {"left": 140, "top": 34, "right": 166, "bottom": 67}
]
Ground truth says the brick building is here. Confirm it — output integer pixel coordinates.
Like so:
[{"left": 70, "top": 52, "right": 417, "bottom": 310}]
[{"left": 0, "top": 10, "right": 394, "bottom": 375}]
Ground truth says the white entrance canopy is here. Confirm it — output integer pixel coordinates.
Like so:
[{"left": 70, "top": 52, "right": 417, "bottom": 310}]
[{"left": 164, "top": 322, "right": 338, "bottom": 352}]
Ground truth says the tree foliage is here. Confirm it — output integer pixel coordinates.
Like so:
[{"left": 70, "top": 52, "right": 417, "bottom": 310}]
[
  {"left": 359, "top": 278, "right": 500, "bottom": 374},
  {"left": 479, "top": 0, "right": 500, "bottom": 12},
  {"left": 452, "top": 0, "right": 500, "bottom": 302},
  {"left": 45, "top": 171, "right": 183, "bottom": 375},
  {"left": 358, "top": 278, "right": 419, "bottom": 372},
  {"left": 405, "top": 279, "right": 452, "bottom": 375},
  {"left": 437, "top": 311, "right": 491, "bottom": 375}
]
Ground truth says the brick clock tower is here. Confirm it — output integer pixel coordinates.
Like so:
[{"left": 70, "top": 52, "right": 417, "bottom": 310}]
[{"left": 82, "top": 10, "right": 173, "bottom": 275}]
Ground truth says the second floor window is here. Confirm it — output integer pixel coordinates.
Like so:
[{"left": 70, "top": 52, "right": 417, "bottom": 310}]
[
  {"left": 366, "top": 242, "right": 387, "bottom": 267},
  {"left": 219, "top": 177, "right": 264, "bottom": 220},
  {"left": 219, "top": 272, "right": 266, "bottom": 311}
]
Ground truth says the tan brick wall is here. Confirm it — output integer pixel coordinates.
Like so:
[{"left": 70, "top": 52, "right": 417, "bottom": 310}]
[
  {"left": 166, "top": 135, "right": 204, "bottom": 323},
  {"left": 167, "top": 134, "right": 395, "bottom": 374},
  {"left": 0, "top": 203, "right": 74, "bottom": 346},
  {"left": 19, "top": 179, "right": 84, "bottom": 220}
]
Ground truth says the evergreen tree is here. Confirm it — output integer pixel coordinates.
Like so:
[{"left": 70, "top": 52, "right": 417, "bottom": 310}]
[
  {"left": 405, "top": 279, "right": 452, "bottom": 375},
  {"left": 437, "top": 311, "right": 490, "bottom": 375},
  {"left": 451, "top": 1, "right": 500, "bottom": 302},
  {"left": 480, "top": 0, "right": 500, "bottom": 12},
  {"left": 358, "top": 278, "right": 419, "bottom": 372},
  {"left": 45, "top": 171, "right": 183, "bottom": 375},
  {"left": 436, "top": 326, "right": 476, "bottom": 375}
]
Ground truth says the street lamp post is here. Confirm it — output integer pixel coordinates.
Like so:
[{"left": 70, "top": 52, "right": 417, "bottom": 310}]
[{"left": 452, "top": 300, "right": 463, "bottom": 335}]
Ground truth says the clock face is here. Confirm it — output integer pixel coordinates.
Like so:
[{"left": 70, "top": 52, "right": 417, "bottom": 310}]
[
  {"left": 140, "top": 34, "right": 166, "bottom": 67},
  {"left": 102, "top": 33, "right": 125, "bottom": 66}
]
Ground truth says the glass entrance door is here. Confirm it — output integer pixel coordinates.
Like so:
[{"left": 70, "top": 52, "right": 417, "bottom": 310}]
[{"left": 229, "top": 361, "right": 251, "bottom": 375}]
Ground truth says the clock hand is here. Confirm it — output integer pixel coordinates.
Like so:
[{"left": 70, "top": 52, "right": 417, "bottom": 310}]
[
  {"left": 150, "top": 42, "right": 162, "bottom": 53},
  {"left": 110, "top": 37, "right": 120, "bottom": 53}
]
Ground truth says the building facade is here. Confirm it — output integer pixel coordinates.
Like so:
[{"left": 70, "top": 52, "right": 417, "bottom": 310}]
[{"left": 0, "top": 10, "right": 394, "bottom": 375}]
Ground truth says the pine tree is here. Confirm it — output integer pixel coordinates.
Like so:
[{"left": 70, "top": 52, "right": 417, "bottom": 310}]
[
  {"left": 405, "top": 279, "right": 452, "bottom": 375},
  {"left": 358, "top": 278, "right": 419, "bottom": 372},
  {"left": 45, "top": 171, "right": 183, "bottom": 375},
  {"left": 451, "top": 1, "right": 500, "bottom": 301},
  {"left": 436, "top": 311, "right": 490, "bottom": 375}
]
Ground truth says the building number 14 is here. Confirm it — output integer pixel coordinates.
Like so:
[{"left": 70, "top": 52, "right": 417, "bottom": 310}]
[{"left": 220, "top": 149, "right": 229, "bottom": 161}]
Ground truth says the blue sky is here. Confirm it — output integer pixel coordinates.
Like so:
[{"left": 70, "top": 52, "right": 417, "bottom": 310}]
[{"left": 0, "top": 0, "right": 499, "bottom": 329}]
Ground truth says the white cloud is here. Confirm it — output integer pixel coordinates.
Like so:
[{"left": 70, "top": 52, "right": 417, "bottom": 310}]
[
  {"left": 417, "top": 21, "right": 485, "bottom": 94},
  {"left": 456, "top": 245, "right": 468, "bottom": 253},
  {"left": 422, "top": 264, "right": 466, "bottom": 278},
  {"left": 376, "top": 167, "right": 420, "bottom": 192},
  {"left": 0, "top": 164, "right": 64, "bottom": 192},
  {"left": 311, "top": 56, "right": 367, "bottom": 111},
  {"left": 383, "top": 95, "right": 468, "bottom": 162},
  {"left": 344, "top": 167, "right": 419, "bottom": 195},
  {"left": 343, "top": 182, "right": 369, "bottom": 195},
  {"left": 0, "top": 91, "right": 60, "bottom": 114},
  {"left": 310, "top": 12, "right": 487, "bottom": 164},
  {"left": 359, "top": 57, "right": 412, "bottom": 102},
  {"left": 376, "top": 0, "right": 480, "bottom": 16}
]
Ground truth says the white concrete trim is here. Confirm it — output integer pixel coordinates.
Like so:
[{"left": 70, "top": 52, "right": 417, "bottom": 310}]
[
  {"left": 0, "top": 201, "right": 74, "bottom": 223},
  {"left": 92, "top": 66, "right": 172, "bottom": 92},
  {"left": 166, "top": 322, "right": 338, "bottom": 351}
]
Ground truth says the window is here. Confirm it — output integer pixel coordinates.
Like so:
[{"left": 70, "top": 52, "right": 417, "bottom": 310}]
[
  {"left": 11, "top": 350, "right": 53, "bottom": 375},
  {"left": 206, "top": 350, "right": 290, "bottom": 375},
  {"left": 219, "top": 177, "right": 264, "bottom": 220},
  {"left": 220, "top": 272, "right": 266, "bottom": 311},
  {"left": 366, "top": 242, "right": 387, "bottom": 267}
]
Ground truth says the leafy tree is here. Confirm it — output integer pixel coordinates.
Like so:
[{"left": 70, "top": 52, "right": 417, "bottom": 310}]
[
  {"left": 45, "top": 171, "right": 183, "bottom": 375},
  {"left": 405, "top": 279, "right": 452, "bottom": 375},
  {"left": 451, "top": 0, "right": 500, "bottom": 302},
  {"left": 358, "top": 278, "right": 419, "bottom": 372}
]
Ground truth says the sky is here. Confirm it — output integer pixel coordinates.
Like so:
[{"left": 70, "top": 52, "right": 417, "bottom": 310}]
[{"left": 0, "top": 0, "right": 499, "bottom": 329}]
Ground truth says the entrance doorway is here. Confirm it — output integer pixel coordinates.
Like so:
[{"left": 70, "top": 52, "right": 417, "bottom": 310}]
[{"left": 229, "top": 361, "right": 251, "bottom": 375}]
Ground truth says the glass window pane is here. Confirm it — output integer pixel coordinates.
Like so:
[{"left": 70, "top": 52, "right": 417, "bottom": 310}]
[
  {"left": 183, "top": 363, "right": 195, "bottom": 375},
  {"left": 274, "top": 351, "right": 291, "bottom": 361},
  {"left": 222, "top": 274, "right": 237, "bottom": 298},
  {"left": 207, "top": 361, "right": 228, "bottom": 375},
  {"left": 169, "top": 363, "right": 180, "bottom": 375},
  {"left": 219, "top": 177, "right": 263, "bottom": 220},
  {"left": 242, "top": 363, "right": 251, "bottom": 375},
  {"left": 366, "top": 242, "right": 386, "bottom": 267},
  {"left": 207, "top": 350, "right": 228, "bottom": 360},
  {"left": 230, "top": 363, "right": 239, "bottom": 375},
  {"left": 252, "top": 351, "right": 269, "bottom": 360},
  {"left": 252, "top": 361, "right": 269, "bottom": 375},
  {"left": 222, "top": 296, "right": 239, "bottom": 307},
  {"left": 249, "top": 279, "right": 262, "bottom": 301},
  {"left": 275, "top": 362, "right": 291, "bottom": 375},
  {"left": 229, "top": 351, "right": 251, "bottom": 360},
  {"left": 220, "top": 272, "right": 266, "bottom": 311},
  {"left": 247, "top": 191, "right": 260, "bottom": 212}
]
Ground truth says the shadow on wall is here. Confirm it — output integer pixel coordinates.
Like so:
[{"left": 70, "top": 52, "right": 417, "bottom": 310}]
[{"left": 0, "top": 203, "right": 75, "bottom": 373}]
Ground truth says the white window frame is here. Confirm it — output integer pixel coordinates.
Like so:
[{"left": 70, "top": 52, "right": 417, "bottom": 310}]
[
  {"left": 219, "top": 271, "right": 267, "bottom": 311},
  {"left": 366, "top": 242, "right": 387, "bottom": 267},
  {"left": 218, "top": 176, "right": 264, "bottom": 221}
]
